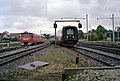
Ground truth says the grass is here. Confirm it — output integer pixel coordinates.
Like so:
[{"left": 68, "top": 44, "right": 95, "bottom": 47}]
[
  {"left": 37, "top": 46, "right": 76, "bottom": 72},
  {"left": 14, "top": 46, "right": 77, "bottom": 81}
]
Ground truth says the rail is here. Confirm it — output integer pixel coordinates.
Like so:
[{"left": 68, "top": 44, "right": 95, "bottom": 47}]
[
  {"left": 62, "top": 66, "right": 120, "bottom": 81},
  {"left": 0, "top": 43, "right": 51, "bottom": 66}
]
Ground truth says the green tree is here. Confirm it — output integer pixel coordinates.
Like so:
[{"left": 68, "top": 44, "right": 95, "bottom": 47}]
[
  {"left": 2, "top": 31, "right": 9, "bottom": 35},
  {"left": 91, "top": 29, "right": 96, "bottom": 33},
  {"left": 98, "top": 32, "right": 104, "bottom": 40},
  {"left": 96, "top": 25, "right": 107, "bottom": 40},
  {"left": 91, "top": 33, "right": 98, "bottom": 41},
  {"left": 107, "top": 30, "right": 112, "bottom": 32},
  {"left": 78, "top": 30, "right": 84, "bottom": 39},
  {"left": 117, "top": 27, "right": 120, "bottom": 31},
  {"left": 43, "top": 33, "right": 50, "bottom": 39},
  {"left": 96, "top": 25, "right": 107, "bottom": 35}
]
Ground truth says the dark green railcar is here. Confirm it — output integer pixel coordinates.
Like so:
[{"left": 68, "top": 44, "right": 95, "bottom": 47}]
[{"left": 58, "top": 26, "right": 78, "bottom": 46}]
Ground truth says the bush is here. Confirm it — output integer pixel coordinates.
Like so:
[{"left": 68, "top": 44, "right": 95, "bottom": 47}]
[
  {"left": 98, "top": 32, "right": 104, "bottom": 40},
  {"left": 88, "top": 33, "right": 98, "bottom": 41}
]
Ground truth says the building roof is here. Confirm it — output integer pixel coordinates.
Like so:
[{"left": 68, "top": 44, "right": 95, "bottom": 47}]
[{"left": 10, "top": 33, "right": 20, "bottom": 38}]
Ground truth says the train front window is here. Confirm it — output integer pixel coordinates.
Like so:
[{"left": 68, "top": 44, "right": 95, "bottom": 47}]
[
  {"left": 21, "top": 34, "right": 32, "bottom": 38},
  {"left": 66, "top": 29, "right": 74, "bottom": 35}
]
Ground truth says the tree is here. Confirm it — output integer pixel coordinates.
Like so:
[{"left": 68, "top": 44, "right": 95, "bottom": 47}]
[
  {"left": 2, "top": 31, "right": 9, "bottom": 35},
  {"left": 96, "top": 25, "right": 107, "bottom": 35},
  {"left": 96, "top": 25, "right": 107, "bottom": 40},
  {"left": 98, "top": 32, "right": 104, "bottom": 40},
  {"left": 117, "top": 27, "right": 120, "bottom": 31},
  {"left": 107, "top": 30, "right": 112, "bottom": 32},
  {"left": 43, "top": 33, "right": 50, "bottom": 39},
  {"left": 91, "top": 29, "right": 96, "bottom": 33},
  {"left": 78, "top": 30, "right": 84, "bottom": 39},
  {"left": 91, "top": 33, "right": 98, "bottom": 41}
]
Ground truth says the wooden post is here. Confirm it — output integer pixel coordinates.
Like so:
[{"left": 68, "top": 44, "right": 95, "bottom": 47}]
[
  {"left": 62, "top": 73, "right": 66, "bottom": 81},
  {"left": 76, "top": 54, "right": 79, "bottom": 65}
]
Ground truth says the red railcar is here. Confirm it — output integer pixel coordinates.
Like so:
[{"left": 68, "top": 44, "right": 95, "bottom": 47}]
[{"left": 19, "top": 31, "right": 46, "bottom": 45}]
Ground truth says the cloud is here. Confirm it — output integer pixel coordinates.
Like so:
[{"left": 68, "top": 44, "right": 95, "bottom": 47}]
[
  {"left": 0, "top": 0, "right": 48, "bottom": 17},
  {"left": 0, "top": 0, "right": 120, "bottom": 34},
  {"left": 47, "top": 0, "right": 82, "bottom": 18}
]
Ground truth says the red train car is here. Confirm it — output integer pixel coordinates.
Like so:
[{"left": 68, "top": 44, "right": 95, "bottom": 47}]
[{"left": 19, "top": 31, "right": 46, "bottom": 45}]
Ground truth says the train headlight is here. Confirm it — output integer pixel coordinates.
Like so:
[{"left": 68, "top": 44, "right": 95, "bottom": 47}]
[
  {"left": 72, "top": 36, "right": 74, "bottom": 38},
  {"left": 67, "top": 36, "right": 69, "bottom": 38}
]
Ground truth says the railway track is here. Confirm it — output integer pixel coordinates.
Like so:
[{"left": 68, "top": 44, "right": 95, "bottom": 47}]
[
  {"left": 0, "top": 46, "right": 21, "bottom": 53},
  {"left": 78, "top": 41, "right": 120, "bottom": 48},
  {"left": 0, "top": 43, "right": 51, "bottom": 66},
  {"left": 72, "top": 46, "right": 120, "bottom": 67},
  {"left": 79, "top": 44, "right": 120, "bottom": 55}
]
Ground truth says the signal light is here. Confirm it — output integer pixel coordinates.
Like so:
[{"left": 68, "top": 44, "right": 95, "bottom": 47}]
[
  {"left": 54, "top": 22, "right": 57, "bottom": 28},
  {"left": 78, "top": 23, "right": 82, "bottom": 28}
]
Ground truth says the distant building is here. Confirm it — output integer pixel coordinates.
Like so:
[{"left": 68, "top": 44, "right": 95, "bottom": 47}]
[
  {"left": 0, "top": 33, "right": 10, "bottom": 38},
  {"left": 106, "top": 31, "right": 120, "bottom": 41},
  {"left": 0, "top": 33, "right": 20, "bottom": 39},
  {"left": 0, "top": 33, "right": 1, "bottom": 42},
  {"left": 83, "top": 33, "right": 87, "bottom": 38},
  {"left": 0, "top": 33, "right": 10, "bottom": 42},
  {"left": 0, "top": 33, "right": 1, "bottom": 38},
  {"left": 10, "top": 33, "right": 20, "bottom": 39}
]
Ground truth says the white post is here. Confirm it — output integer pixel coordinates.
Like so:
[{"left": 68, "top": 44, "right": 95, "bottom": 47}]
[
  {"left": 86, "top": 14, "right": 89, "bottom": 43},
  {"left": 89, "top": 25, "right": 91, "bottom": 41},
  {"left": 40, "top": 30, "right": 41, "bottom": 35},
  {"left": 112, "top": 14, "right": 115, "bottom": 42}
]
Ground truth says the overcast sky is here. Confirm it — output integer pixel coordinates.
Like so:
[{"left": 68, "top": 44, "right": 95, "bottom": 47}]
[{"left": 0, "top": 0, "right": 120, "bottom": 34}]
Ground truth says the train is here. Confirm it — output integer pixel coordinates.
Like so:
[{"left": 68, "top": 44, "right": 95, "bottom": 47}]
[
  {"left": 19, "top": 31, "right": 46, "bottom": 46},
  {"left": 57, "top": 26, "right": 79, "bottom": 46},
  {"left": 50, "top": 25, "right": 81, "bottom": 46}
]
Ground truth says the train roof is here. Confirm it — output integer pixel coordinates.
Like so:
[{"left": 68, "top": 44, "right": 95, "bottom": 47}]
[
  {"left": 20, "top": 31, "right": 41, "bottom": 36},
  {"left": 63, "top": 26, "right": 77, "bottom": 28},
  {"left": 20, "top": 31, "right": 32, "bottom": 34}
]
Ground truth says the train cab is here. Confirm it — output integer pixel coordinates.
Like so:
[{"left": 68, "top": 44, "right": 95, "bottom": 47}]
[
  {"left": 19, "top": 31, "right": 45, "bottom": 46},
  {"left": 57, "top": 26, "right": 78, "bottom": 46}
]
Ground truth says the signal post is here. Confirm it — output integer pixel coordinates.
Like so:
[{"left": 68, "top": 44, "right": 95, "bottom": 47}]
[{"left": 53, "top": 19, "right": 82, "bottom": 47}]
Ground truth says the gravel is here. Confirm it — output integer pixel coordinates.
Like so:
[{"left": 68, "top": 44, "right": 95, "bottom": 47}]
[
  {"left": 67, "top": 69, "right": 120, "bottom": 81},
  {"left": 0, "top": 45, "right": 51, "bottom": 80},
  {"left": 60, "top": 46, "right": 106, "bottom": 67},
  {"left": 0, "top": 45, "right": 120, "bottom": 81}
]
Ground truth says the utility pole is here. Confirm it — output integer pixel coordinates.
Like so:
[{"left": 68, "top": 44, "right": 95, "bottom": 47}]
[
  {"left": 40, "top": 30, "right": 41, "bottom": 35},
  {"left": 112, "top": 14, "right": 115, "bottom": 42},
  {"left": 97, "top": 14, "right": 120, "bottom": 42},
  {"left": 89, "top": 25, "right": 91, "bottom": 41},
  {"left": 86, "top": 14, "right": 89, "bottom": 43}
]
